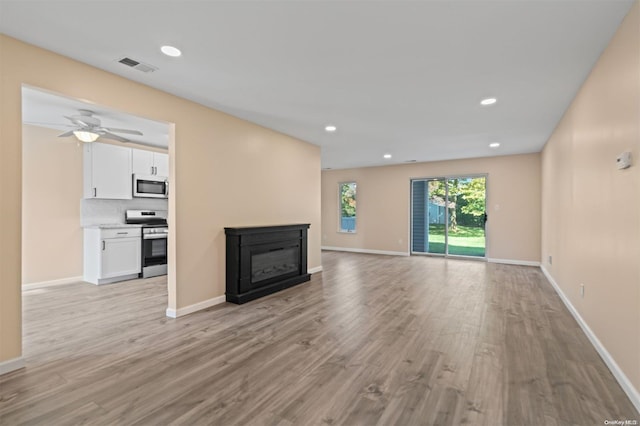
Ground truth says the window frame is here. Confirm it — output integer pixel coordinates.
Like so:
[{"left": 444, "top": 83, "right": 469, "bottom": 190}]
[{"left": 338, "top": 181, "right": 357, "bottom": 233}]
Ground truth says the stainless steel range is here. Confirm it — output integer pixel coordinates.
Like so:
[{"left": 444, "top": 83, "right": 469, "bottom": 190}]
[{"left": 125, "top": 210, "right": 168, "bottom": 278}]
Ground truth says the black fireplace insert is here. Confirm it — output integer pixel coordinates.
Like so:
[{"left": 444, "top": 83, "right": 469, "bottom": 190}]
[{"left": 225, "top": 224, "right": 311, "bottom": 304}]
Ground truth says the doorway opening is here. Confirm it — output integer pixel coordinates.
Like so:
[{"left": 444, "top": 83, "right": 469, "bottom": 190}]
[
  {"left": 20, "top": 84, "right": 176, "bottom": 324},
  {"left": 411, "top": 175, "right": 487, "bottom": 258}
]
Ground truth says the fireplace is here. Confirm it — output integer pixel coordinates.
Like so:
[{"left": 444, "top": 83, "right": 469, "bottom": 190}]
[
  {"left": 225, "top": 224, "right": 311, "bottom": 304},
  {"left": 251, "top": 247, "right": 299, "bottom": 283}
]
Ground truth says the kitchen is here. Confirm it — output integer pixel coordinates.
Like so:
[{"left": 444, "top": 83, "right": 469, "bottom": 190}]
[
  {"left": 82, "top": 144, "right": 169, "bottom": 285},
  {"left": 22, "top": 86, "right": 171, "bottom": 291}
]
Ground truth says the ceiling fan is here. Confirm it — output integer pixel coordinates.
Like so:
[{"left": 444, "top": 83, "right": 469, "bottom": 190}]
[{"left": 58, "top": 109, "right": 143, "bottom": 142}]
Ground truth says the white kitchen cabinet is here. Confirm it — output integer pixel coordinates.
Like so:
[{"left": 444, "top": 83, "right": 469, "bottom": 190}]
[
  {"left": 132, "top": 149, "right": 169, "bottom": 177},
  {"left": 84, "top": 227, "right": 141, "bottom": 285},
  {"left": 83, "top": 142, "right": 132, "bottom": 199},
  {"left": 154, "top": 152, "right": 169, "bottom": 177},
  {"left": 131, "top": 149, "right": 154, "bottom": 176}
]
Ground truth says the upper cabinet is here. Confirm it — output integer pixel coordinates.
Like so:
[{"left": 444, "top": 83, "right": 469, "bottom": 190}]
[
  {"left": 131, "top": 149, "right": 154, "bottom": 176},
  {"left": 83, "top": 142, "right": 132, "bottom": 200},
  {"left": 132, "top": 150, "right": 168, "bottom": 177},
  {"left": 83, "top": 143, "right": 168, "bottom": 200},
  {"left": 154, "top": 152, "right": 169, "bottom": 177}
]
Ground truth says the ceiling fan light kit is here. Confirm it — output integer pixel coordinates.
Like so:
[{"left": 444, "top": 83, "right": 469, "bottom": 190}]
[{"left": 73, "top": 130, "right": 100, "bottom": 142}]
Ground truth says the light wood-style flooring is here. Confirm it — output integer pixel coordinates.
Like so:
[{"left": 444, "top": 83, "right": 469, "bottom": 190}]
[{"left": 1, "top": 251, "right": 638, "bottom": 425}]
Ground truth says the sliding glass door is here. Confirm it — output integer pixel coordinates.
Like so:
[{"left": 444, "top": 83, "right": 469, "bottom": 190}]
[
  {"left": 411, "top": 178, "right": 447, "bottom": 254},
  {"left": 411, "top": 176, "right": 486, "bottom": 258}
]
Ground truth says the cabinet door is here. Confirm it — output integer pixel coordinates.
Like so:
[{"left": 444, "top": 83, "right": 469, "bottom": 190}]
[
  {"left": 90, "top": 143, "right": 132, "bottom": 199},
  {"left": 101, "top": 237, "right": 141, "bottom": 278},
  {"left": 153, "top": 152, "right": 169, "bottom": 177},
  {"left": 132, "top": 149, "right": 155, "bottom": 175}
]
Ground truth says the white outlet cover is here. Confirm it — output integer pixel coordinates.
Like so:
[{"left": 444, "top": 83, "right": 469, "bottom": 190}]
[{"left": 616, "top": 151, "right": 632, "bottom": 169}]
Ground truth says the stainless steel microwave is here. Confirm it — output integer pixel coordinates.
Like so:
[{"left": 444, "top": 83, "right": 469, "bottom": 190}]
[{"left": 133, "top": 174, "right": 168, "bottom": 198}]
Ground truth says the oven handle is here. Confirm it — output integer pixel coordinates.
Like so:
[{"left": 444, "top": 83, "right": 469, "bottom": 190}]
[{"left": 143, "top": 234, "right": 168, "bottom": 240}]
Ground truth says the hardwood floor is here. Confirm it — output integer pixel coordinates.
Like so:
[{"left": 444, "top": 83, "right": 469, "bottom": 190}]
[{"left": 1, "top": 251, "right": 637, "bottom": 425}]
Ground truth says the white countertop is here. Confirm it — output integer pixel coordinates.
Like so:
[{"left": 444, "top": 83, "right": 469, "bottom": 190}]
[{"left": 83, "top": 224, "right": 143, "bottom": 229}]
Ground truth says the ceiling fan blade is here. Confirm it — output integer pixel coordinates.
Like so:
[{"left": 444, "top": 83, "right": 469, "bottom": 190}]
[
  {"left": 58, "top": 130, "right": 76, "bottom": 137},
  {"left": 64, "top": 115, "right": 91, "bottom": 127},
  {"left": 102, "top": 127, "right": 143, "bottom": 136},
  {"left": 100, "top": 131, "right": 130, "bottom": 142},
  {"left": 24, "top": 121, "right": 74, "bottom": 128}
]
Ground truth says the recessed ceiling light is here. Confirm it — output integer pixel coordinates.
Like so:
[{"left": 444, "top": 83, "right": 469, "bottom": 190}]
[
  {"left": 325, "top": 125, "right": 337, "bottom": 132},
  {"left": 161, "top": 45, "right": 182, "bottom": 57},
  {"left": 481, "top": 98, "right": 497, "bottom": 106},
  {"left": 489, "top": 142, "right": 501, "bottom": 148},
  {"left": 383, "top": 154, "right": 392, "bottom": 159}
]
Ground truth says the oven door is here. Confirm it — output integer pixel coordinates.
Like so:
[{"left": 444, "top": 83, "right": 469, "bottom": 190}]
[
  {"left": 142, "top": 234, "right": 168, "bottom": 267},
  {"left": 133, "top": 175, "right": 168, "bottom": 198}
]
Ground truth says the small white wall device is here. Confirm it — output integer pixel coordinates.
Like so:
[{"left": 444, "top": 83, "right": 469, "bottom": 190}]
[{"left": 616, "top": 151, "right": 632, "bottom": 169}]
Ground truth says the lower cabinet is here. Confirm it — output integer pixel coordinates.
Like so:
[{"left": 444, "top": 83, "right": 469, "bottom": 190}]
[{"left": 84, "top": 227, "right": 141, "bottom": 284}]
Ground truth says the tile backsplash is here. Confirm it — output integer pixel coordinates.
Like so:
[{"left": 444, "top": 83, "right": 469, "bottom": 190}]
[{"left": 81, "top": 198, "right": 168, "bottom": 226}]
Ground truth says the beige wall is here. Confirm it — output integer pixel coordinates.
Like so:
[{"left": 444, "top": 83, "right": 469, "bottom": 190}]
[
  {"left": 322, "top": 153, "right": 541, "bottom": 262},
  {"left": 22, "top": 125, "right": 83, "bottom": 284},
  {"left": 0, "top": 35, "right": 321, "bottom": 364},
  {"left": 541, "top": 2, "right": 640, "bottom": 393}
]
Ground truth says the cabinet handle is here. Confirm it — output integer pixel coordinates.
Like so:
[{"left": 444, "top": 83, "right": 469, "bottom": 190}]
[
  {"left": 93, "top": 187, "right": 97, "bottom": 197},
  {"left": 116, "top": 232, "right": 128, "bottom": 235},
  {"left": 154, "top": 166, "right": 157, "bottom": 175},
  {"left": 102, "top": 241, "right": 105, "bottom": 250}
]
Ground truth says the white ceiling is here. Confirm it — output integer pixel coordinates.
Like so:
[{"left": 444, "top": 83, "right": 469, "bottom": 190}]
[
  {"left": 0, "top": 1, "right": 633, "bottom": 169},
  {"left": 22, "top": 86, "right": 170, "bottom": 149}
]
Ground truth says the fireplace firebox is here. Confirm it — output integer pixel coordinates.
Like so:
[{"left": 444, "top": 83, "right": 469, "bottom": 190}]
[{"left": 225, "top": 224, "right": 311, "bottom": 304}]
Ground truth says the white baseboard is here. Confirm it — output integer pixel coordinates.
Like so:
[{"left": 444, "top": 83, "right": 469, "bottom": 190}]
[
  {"left": 308, "top": 266, "right": 323, "bottom": 274},
  {"left": 487, "top": 258, "right": 540, "bottom": 267},
  {"left": 22, "top": 276, "right": 83, "bottom": 291},
  {"left": 0, "top": 357, "right": 25, "bottom": 376},
  {"left": 541, "top": 265, "right": 640, "bottom": 413},
  {"left": 166, "top": 295, "right": 226, "bottom": 318},
  {"left": 321, "top": 246, "right": 409, "bottom": 257}
]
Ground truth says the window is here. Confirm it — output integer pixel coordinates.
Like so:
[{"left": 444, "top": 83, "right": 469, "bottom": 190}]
[{"left": 339, "top": 182, "right": 357, "bottom": 232}]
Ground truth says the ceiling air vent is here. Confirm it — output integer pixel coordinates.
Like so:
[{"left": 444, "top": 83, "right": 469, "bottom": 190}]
[{"left": 117, "top": 57, "right": 158, "bottom": 73}]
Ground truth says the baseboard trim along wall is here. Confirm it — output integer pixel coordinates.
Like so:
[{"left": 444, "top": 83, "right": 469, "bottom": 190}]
[
  {"left": 166, "top": 295, "right": 226, "bottom": 318},
  {"left": 308, "top": 266, "right": 323, "bottom": 274},
  {"left": 167, "top": 267, "right": 322, "bottom": 318},
  {"left": 22, "top": 276, "right": 83, "bottom": 291},
  {"left": 487, "top": 258, "right": 541, "bottom": 267},
  {"left": 321, "top": 246, "right": 410, "bottom": 257},
  {"left": 0, "top": 357, "right": 25, "bottom": 376},
  {"left": 541, "top": 266, "right": 640, "bottom": 413}
]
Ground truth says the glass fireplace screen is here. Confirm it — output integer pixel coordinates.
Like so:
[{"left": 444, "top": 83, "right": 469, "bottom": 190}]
[{"left": 251, "top": 247, "right": 299, "bottom": 283}]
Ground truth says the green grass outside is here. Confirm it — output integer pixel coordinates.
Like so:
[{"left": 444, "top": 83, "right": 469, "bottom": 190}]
[{"left": 427, "top": 224, "right": 485, "bottom": 257}]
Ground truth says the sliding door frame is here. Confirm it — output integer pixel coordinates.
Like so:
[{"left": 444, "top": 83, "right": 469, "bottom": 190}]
[{"left": 410, "top": 173, "right": 488, "bottom": 260}]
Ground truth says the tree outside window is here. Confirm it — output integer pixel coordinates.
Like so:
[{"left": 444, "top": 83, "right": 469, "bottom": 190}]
[{"left": 339, "top": 182, "right": 357, "bottom": 232}]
